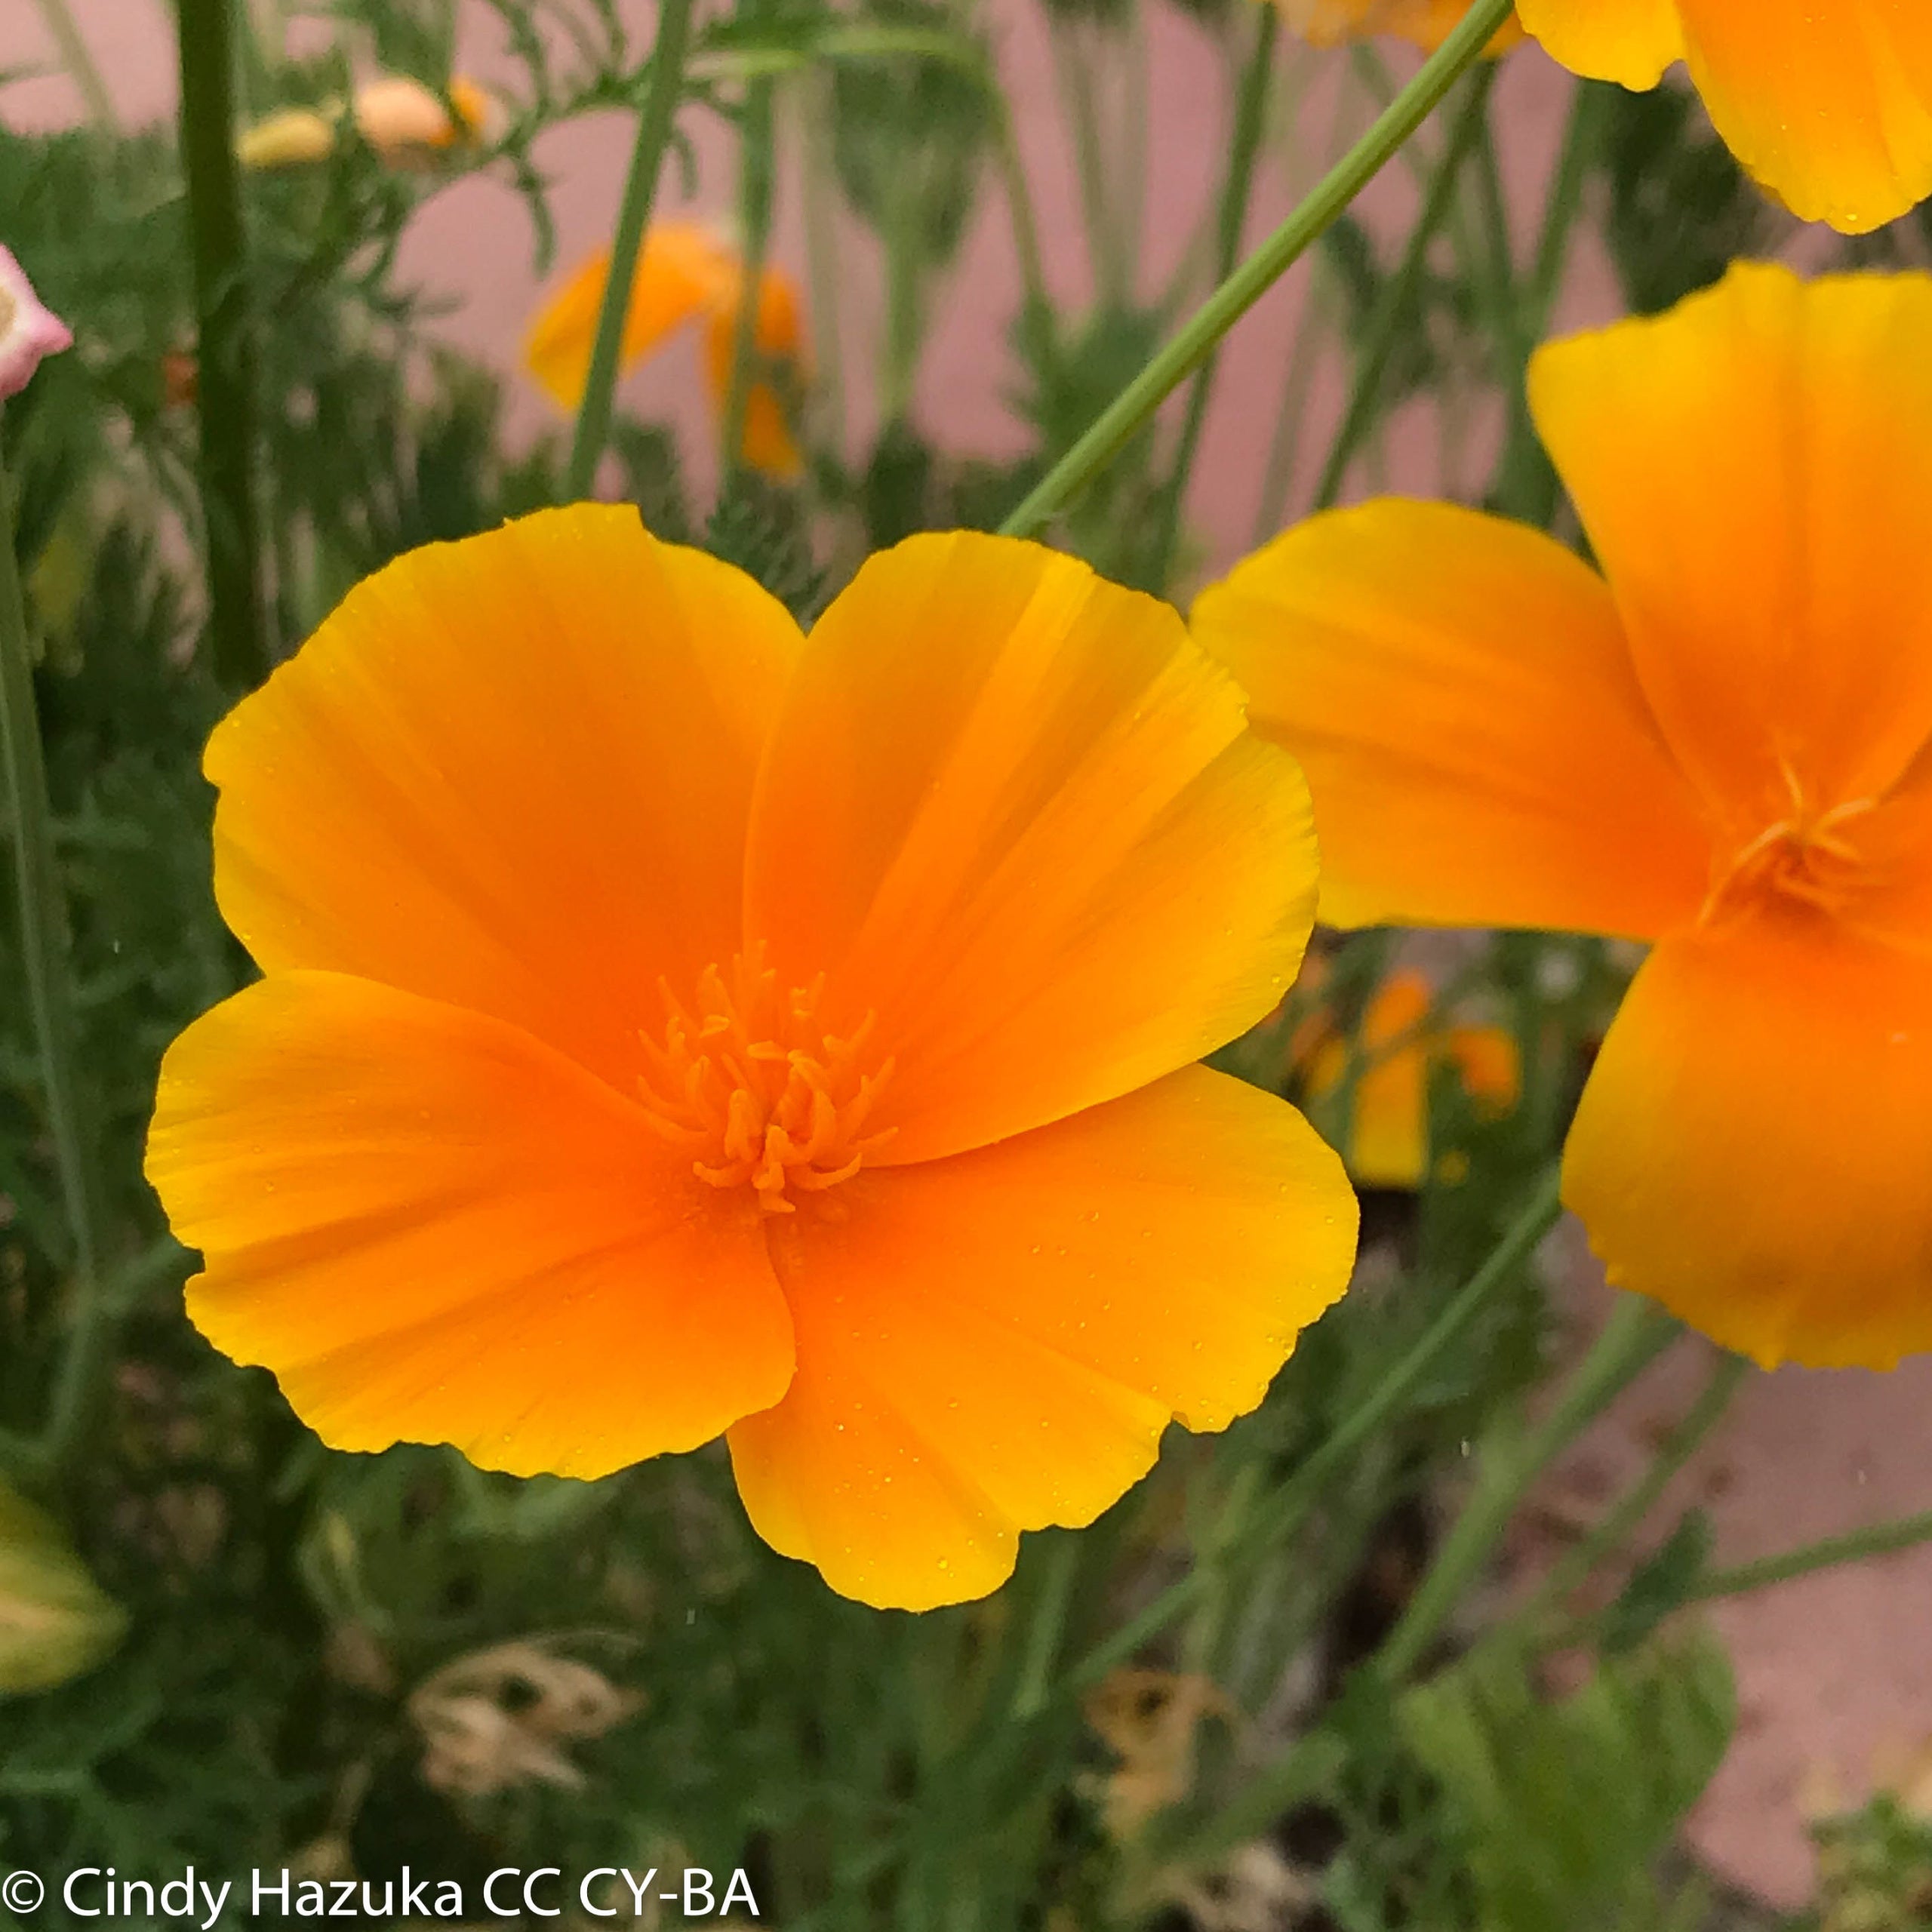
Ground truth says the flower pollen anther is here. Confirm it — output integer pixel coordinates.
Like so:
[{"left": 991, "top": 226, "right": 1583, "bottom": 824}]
[{"left": 637, "top": 945, "right": 896, "bottom": 1211}]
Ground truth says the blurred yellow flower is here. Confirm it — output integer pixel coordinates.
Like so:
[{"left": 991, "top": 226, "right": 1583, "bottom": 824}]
[
  {"left": 1195, "top": 261, "right": 1932, "bottom": 1370},
  {"left": 237, "top": 76, "right": 494, "bottom": 171},
  {"left": 145, "top": 506, "right": 1357, "bottom": 1611},
  {"left": 1296, "top": 968, "right": 1519, "bottom": 1189},
  {"left": 1275, "top": 0, "right": 1523, "bottom": 53},
  {"left": 523, "top": 224, "right": 808, "bottom": 480},
  {"left": 1518, "top": 0, "right": 1932, "bottom": 232}
]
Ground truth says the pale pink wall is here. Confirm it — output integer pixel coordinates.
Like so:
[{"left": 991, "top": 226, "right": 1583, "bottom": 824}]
[{"left": 7, "top": 2, "right": 1932, "bottom": 1909}]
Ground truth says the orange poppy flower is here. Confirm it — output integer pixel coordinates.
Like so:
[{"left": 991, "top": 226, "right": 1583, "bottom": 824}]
[
  {"left": 1193, "top": 262, "right": 1932, "bottom": 1371},
  {"left": 523, "top": 224, "right": 807, "bottom": 481},
  {"left": 1517, "top": 0, "right": 1932, "bottom": 233},
  {"left": 1274, "top": 0, "right": 1524, "bottom": 54},
  {"left": 145, "top": 507, "right": 1358, "bottom": 1610},
  {"left": 1294, "top": 969, "right": 1519, "bottom": 1189}
]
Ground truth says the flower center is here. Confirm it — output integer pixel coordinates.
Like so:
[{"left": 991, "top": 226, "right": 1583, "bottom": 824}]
[
  {"left": 636, "top": 946, "right": 896, "bottom": 1214},
  {"left": 1703, "top": 761, "right": 1884, "bottom": 922}
]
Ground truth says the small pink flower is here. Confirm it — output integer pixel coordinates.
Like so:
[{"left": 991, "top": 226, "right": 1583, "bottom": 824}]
[{"left": 0, "top": 248, "right": 73, "bottom": 401}]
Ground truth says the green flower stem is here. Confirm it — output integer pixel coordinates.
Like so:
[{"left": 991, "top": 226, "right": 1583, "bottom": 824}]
[
  {"left": 993, "top": 99, "right": 1054, "bottom": 368},
  {"left": 176, "top": 0, "right": 269, "bottom": 688},
  {"left": 34, "top": 0, "right": 115, "bottom": 128},
  {"left": 998, "top": 0, "right": 1514, "bottom": 540},
  {"left": 1690, "top": 1508, "right": 1932, "bottom": 1607},
  {"left": 1010, "top": 1531, "right": 1083, "bottom": 1721},
  {"left": 718, "top": 75, "right": 778, "bottom": 488},
  {"left": 1375, "top": 1291, "right": 1684, "bottom": 1683},
  {"left": 563, "top": 0, "right": 696, "bottom": 502},
  {"left": 0, "top": 429, "right": 110, "bottom": 1482},
  {"left": 1068, "top": 1162, "right": 1567, "bottom": 1694},
  {"left": 1520, "top": 1349, "right": 1749, "bottom": 1635},
  {"left": 1494, "top": 78, "right": 1598, "bottom": 521},
  {"left": 1051, "top": 14, "right": 1125, "bottom": 310},
  {"left": 1310, "top": 63, "right": 1495, "bottom": 513},
  {"left": 1247, "top": 58, "right": 1361, "bottom": 544},
  {"left": 1144, "top": 5, "right": 1278, "bottom": 593},
  {"left": 797, "top": 71, "right": 847, "bottom": 454}
]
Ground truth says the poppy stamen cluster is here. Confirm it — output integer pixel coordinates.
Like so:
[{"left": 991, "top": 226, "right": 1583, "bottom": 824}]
[
  {"left": 1706, "top": 768, "right": 1885, "bottom": 924},
  {"left": 637, "top": 948, "right": 897, "bottom": 1212}
]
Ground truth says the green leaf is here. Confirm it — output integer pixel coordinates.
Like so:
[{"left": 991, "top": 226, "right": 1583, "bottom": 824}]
[{"left": 1397, "top": 1629, "right": 1734, "bottom": 1932}]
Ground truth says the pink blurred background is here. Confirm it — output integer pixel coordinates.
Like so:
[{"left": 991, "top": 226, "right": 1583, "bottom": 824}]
[{"left": 7, "top": 0, "right": 1932, "bottom": 1907}]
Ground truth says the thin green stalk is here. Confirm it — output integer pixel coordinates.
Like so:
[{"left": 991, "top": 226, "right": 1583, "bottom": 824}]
[
  {"left": 1310, "top": 65, "right": 1494, "bottom": 512},
  {"left": 1115, "top": 4, "right": 1152, "bottom": 309},
  {"left": 33, "top": 0, "right": 115, "bottom": 129},
  {"left": 1051, "top": 14, "right": 1125, "bottom": 309},
  {"left": 0, "top": 429, "right": 110, "bottom": 1482},
  {"left": 1144, "top": 5, "right": 1278, "bottom": 592},
  {"left": 1376, "top": 1292, "right": 1684, "bottom": 1682},
  {"left": 1494, "top": 78, "right": 1597, "bottom": 520},
  {"left": 1248, "top": 51, "right": 1359, "bottom": 543},
  {"left": 176, "top": 0, "right": 269, "bottom": 688},
  {"left": 1000, "top": 0, "right": 1515, "bottom": 540},
  {"left": 1010, "top": 1533, "right": 1083, "bottom": 1721},
  {"left": 1526, "top": 82, "right": 1597, "bottom": 331},
  {"left": 993, "top": 99, "right": 1054, "bottom": 368},
  {"left": 563, "top": 0, "right": 696, "bottom": 500},
  {"left": 1521, "top": 1350, "right": 1749, "bottom": 1635},
  {"left": 797, "top": 69, "right": 846, "bottom": 454},
  {"left": 719, "top": 75, "right": 779, "bottom": 481},
  {"left": 1690, "top": 1508, "right": 1932, "bottom": 1606},
  {"left": 1068, "top": 1161, "right": 1565, "bottom": 1693},
  {"left": 1248, "top": 271, "right": 1333, "bottom": 543}
]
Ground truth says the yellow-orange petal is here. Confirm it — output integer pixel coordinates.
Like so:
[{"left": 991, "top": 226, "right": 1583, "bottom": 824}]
[
  {"left": 745, "top": 532, "right": 1318, "bottom": 1166},
  {"left": 1675, "top": 0, "right": 1932, "bottom": 233},
  {"left": 1563, "top": 905, "right": 1932, "bottom": 1368},
  {"left": 726, "top": 1065, "right": 1356, "bottom": 1609},
  {"left": 1514, "top": 0, "right": 1682, "bottom": 90},
  {"left": 1531, "top": 265, "right": 1932, "bottom": 828},
  {"left": 701, "top": 264, "right": 808, "bottom": 478},
  {"left": 206, "top": 505, "right": 801, "bottom": 1093},
  {"left": 522, "top": 225, "right": 737, "bottom": 413},
  {"left": 1192, "top": 500, "right": 1710, "bottom": 941},
  {"left": 1275, "top": 0, "right": 1523, "bottom": 54},
  {"left": 148, "top": 972, "right": 795, "bottom": 1477}
]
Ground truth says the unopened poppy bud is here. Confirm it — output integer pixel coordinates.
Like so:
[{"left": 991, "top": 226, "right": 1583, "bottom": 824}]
[
  {"left": 236, "top": 104, "right": 336, "bottom": 169},
  {"left": 0, "top": 1476, "right": 128, "bottom": 1694},
  {"left": 353, "top": 75, "right": 495, "bottom": 158}
]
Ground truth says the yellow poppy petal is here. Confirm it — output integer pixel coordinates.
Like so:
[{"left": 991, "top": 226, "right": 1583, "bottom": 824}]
[
  {"left": 1531, "top": 264, "right": 1932, "bottom": 830},
  {"left": 1564, "top": 906, "right": 1932, "bottom": 1368},
  {"left": 206, "top": 505, "right": 801, "bottom": 1092},
  {"left": 701, "top": 263, "right": 808, "bottom": 478},
  {"left": 1515, "top": 0, "right": 1683, "bottom": 89},
  {"left": 1191, "top": 500, "right": 1710, "bottom": 940},
  {"left": 148, "top": 972, "right": 795, "bottom": 1478},
  {"left": 744, "top": 533, "right": 1318, "bottom": 1166},
  {"left": 522, "top": 225, "right": 737, "bottom": 412},
  {"left": 726, "top": 1066, "right": 1356, "bottom": 1609},
  {"left": 1675, "top": 0, "right": 1932, "bottom": 233}
]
